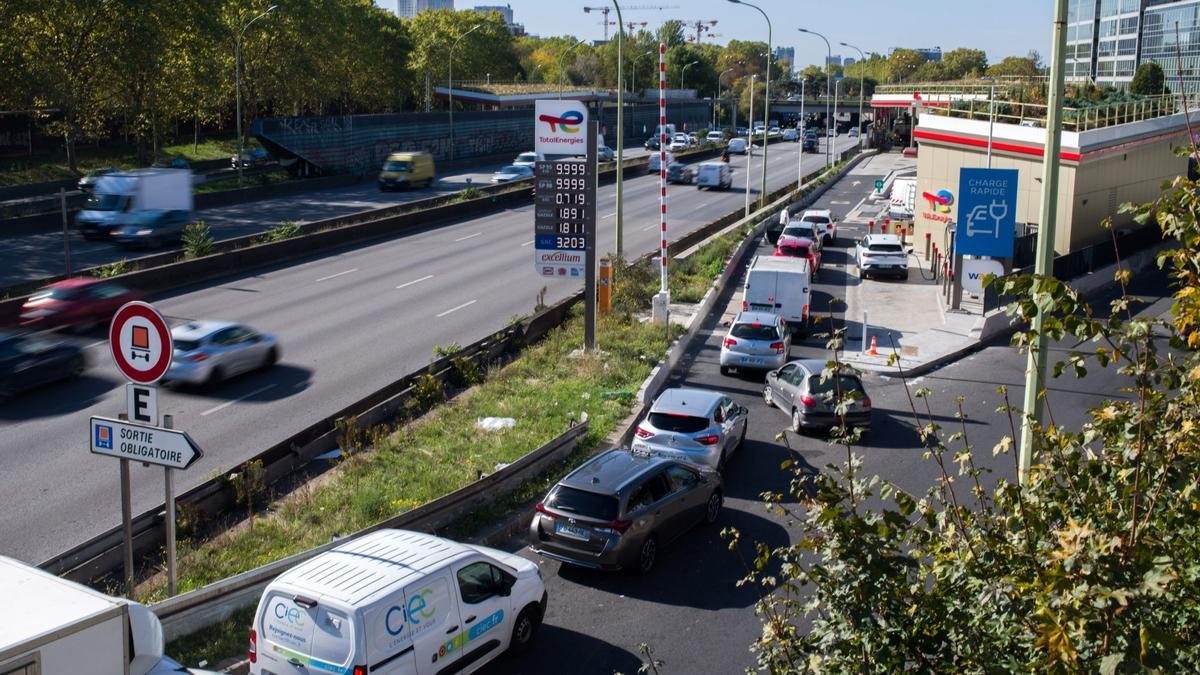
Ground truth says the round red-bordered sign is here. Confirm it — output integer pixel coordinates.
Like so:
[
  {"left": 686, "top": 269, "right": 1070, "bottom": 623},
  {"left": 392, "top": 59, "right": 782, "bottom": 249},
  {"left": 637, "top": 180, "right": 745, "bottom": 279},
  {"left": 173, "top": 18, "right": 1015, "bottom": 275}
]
[{"left": 109, "top": 301, "right": 173, "bottom": 384}]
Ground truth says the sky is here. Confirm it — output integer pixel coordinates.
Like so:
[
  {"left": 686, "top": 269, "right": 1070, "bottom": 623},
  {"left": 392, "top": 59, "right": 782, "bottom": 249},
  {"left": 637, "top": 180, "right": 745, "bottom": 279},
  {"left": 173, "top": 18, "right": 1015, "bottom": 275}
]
[{"left": 376, "top": 0, "right": 1054, "bottom": 68}]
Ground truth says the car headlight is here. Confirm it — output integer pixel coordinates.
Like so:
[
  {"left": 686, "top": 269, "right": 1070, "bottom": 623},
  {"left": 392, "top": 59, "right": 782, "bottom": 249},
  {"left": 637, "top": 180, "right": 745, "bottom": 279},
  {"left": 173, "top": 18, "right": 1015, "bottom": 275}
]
[{"left": 136, "top": 229, "right": 153, "bottom": 235}]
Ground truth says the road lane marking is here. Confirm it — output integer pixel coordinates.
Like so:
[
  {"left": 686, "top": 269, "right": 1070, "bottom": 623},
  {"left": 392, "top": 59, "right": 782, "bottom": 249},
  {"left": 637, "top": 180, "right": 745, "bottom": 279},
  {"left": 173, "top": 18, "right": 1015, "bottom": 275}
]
[
  {"left": 396, "top": 274, "right": 434, "bottom": 289},
  {"left": 521, "top": 240, "right": 535, "bottom": 247},
  {"left": 200, "top": 383, "right": 277, "bottom": 417},
  {"left": 436, "top": 299, "right": 477, "bottom": 318},
  {"left": 455, "top": 232, "right": 482, "bottom": 242},
  {"left": 603, "top": 212, "right": 616, "bottom": 218},
  {"left": 316, "top": 268, "right": 357, "bottom": 282}
]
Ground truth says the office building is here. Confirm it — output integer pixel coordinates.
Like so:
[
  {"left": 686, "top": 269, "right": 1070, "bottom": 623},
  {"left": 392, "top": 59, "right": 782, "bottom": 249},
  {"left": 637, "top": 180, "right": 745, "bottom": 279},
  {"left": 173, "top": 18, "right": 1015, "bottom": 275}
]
[
  {"left": 774, "top": 46, "right": 795, "bottom": 76},
  {"left": 888, "top": 46, "right": 943, "bottom": 62},
  {"left": 1066, "top": 0, "right": 1200, "bottom": 92},
  {"left": 470, "top": 4, "right": 524, "bottom": 34},
  {"left": 394, "top": 0, "right": 454, "bottom": 18},
  {"left": 826, "top": 54, "right": 842, "bottom": 67},
  {"left": 843, "top": 57, "right": 856, "bottom": 67}
]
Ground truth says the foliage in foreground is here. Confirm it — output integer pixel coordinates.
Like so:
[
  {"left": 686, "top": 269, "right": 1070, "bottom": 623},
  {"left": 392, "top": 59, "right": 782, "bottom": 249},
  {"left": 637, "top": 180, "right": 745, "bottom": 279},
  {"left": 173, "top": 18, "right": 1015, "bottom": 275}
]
[{"left": 740, "top": 177, "right": 1200, "bottom": 672}]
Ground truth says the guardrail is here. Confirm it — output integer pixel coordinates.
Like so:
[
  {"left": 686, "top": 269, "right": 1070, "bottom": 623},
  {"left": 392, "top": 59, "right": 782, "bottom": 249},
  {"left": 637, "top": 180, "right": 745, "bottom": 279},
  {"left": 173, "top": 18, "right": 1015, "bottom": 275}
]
[{"left": 153, "top": 421, "right": 589, "bottom": 641}]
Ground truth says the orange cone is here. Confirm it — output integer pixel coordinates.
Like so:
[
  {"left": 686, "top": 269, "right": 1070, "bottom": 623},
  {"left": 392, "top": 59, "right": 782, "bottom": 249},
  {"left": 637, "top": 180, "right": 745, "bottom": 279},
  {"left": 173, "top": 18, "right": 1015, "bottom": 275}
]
[{"left": 867, "top": 335, "right": 879, "bottom": 356}]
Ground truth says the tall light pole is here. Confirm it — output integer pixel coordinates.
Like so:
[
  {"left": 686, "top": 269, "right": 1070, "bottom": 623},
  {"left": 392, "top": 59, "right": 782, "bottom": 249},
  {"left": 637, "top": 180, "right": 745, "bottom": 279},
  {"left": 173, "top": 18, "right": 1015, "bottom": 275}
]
[
  {"left": 236, "top": 4, "right": 278, "bottom": 187},
  {"left": 981, "top": 76, "right": 997, "bottom": 168},
  {"left": 449, "top": 24, "right": 484, "bottom": 162},
  {"left": 716, "top": 65, "right": 737, "bottom": 129},
  {"left": 730, "top": 0, "right": 771, "bottom": 208},
  {"left": 796, "top": 76, "right": 805, "bottom": 187},
  {"left": 612, "top": 1, "right": 627, "bottom": 257},
  {"left": 557, "top": 38, "right": 586, "bottom": 99},
  {"left": 680, "top": 60, "right": 699, "bottom": 92},
  {"left": 745, "top": 73, "right": 757, "bottom": 218},
  {"left": 799, "top": 28, "right": 832, "bottom": 167},
  {"left": 840, "top": 42, "right": 866, "bottom": 145},
  {"left": 632, "top": 49, "right": 655, "bottom": 99},
  {"left": 1018, "top": 0, "right": 1068, "bottom": 482}
]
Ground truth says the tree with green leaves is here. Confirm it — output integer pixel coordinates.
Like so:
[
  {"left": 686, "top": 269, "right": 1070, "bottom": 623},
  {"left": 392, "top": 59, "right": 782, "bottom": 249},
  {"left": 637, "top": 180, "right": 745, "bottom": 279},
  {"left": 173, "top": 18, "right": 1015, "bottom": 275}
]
[
  {"left": 989, "top": 55, "right": 1040, "bottom": 78},
  {"left": 887, "top": 48, "right": 926, "bottom": 83},
  {"left": 1130, "top": 62, "right": 1166, "bottom": 96},
  {"left": 941, "top": 47, "right": 988, "bottom": 80},
  {"left": 735, "top": 173, "right": 1200, "bottom": 671},
  {"left": 407, "top": 8, "right": 518, "bottom": 106}
]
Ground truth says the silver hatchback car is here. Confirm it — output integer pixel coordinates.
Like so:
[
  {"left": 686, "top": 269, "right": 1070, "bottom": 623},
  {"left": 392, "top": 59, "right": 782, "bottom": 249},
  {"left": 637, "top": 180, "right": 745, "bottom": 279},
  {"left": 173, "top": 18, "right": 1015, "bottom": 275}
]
[
  {"left": 630, "top": 388, "right": 748, "bottom": 470},
  {"left": 763, "top": 359, "right": 872, "bottom": 433},
  {"left": 529, "top": 450, "right": 722, "bottom": 574},
  {"left": 163, "top": 320, "right": 280, "bottom": 386},
  {"left": 719, "top": 311, "right": 791, "bottom": 375}
]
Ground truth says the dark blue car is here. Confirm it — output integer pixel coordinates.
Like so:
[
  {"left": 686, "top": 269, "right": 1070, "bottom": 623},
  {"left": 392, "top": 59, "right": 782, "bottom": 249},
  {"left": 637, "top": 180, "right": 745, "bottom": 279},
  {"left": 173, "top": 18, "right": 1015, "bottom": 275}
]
[{"left": 0, "top": 332, "right": 86, "bottom": 400}]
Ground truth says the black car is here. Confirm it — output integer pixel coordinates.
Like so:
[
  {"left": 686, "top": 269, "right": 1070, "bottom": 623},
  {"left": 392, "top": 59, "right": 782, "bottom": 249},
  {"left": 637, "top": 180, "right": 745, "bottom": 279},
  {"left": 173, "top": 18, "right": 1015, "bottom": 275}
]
[
  {"left": 0, "top": 332, "right": 86, "bottom": 400},
  {"left": 644, "top": 136, "right": 661, "bottom": 150}
]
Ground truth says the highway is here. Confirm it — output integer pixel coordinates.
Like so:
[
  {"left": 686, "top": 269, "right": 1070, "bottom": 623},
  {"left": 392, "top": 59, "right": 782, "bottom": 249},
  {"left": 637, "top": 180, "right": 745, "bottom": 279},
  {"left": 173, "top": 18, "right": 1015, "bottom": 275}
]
[
  {"left": 0, "top": 150, "right": 652, "bottom": 288},
  {"left": 482, "top": 156, "right": 1157, "bottom": 674},
  {"left": 0, "top": 136, "right": 857, "bottom": 565}
]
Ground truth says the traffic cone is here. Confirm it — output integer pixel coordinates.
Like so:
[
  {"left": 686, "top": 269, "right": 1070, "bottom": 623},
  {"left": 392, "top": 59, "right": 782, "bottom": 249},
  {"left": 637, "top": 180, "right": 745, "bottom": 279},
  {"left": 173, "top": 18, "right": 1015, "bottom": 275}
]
[{"left": 867, "top": 335, "right": 879, "bottom": 356}]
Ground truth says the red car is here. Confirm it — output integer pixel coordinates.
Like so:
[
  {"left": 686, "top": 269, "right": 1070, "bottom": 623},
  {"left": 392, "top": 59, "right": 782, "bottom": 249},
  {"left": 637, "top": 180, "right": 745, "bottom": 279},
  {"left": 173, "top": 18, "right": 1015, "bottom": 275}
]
[
  {"left": 20, "top": 278, "right": 143, "bottom": 331},
  {"left": 773, "top": 234, "right": 821, "bottom": 277}
]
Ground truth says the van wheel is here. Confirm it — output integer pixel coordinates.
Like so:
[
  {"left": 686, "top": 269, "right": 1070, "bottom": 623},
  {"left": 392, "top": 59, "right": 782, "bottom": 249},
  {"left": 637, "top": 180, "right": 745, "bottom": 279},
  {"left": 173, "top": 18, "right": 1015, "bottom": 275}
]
[
  {"left": 635, "top": 535, "right": 658, "bottom": 575},
  {"left": 206, "top": 366, "right": 224, "bottom": 387},
  {"left": 719, "top": 365, "right": 730, "bottom": 376},
  {"left": 509, "top": 606, "right": 541, "bottom": 654}
]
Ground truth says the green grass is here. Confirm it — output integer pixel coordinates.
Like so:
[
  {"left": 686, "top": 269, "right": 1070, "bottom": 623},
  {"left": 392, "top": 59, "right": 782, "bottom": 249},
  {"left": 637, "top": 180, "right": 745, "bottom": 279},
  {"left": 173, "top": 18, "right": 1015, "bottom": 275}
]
[
  {"left": 166, "top": 605, "right": 255, "bottom": 671},
  {"left": 194, "top": 168, "right": 289, "bottom": 194},
  {"left": 0, "top": 135, "right": 256, "bottom": 187}
]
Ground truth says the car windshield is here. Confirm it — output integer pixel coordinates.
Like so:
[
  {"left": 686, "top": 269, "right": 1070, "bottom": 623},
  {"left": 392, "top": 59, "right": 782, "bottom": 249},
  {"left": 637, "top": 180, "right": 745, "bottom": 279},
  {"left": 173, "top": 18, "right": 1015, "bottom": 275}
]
[
  {"left": 28, "top": 286, "right": 83, "bottom": 301},
  {"left": 85, "top": 193, "right": 125, "bottom": 211},
  {"left": 383, "top": 160, "right": 410, "bottom": 171},
  {"left": 648, "top": 412, "right": 710, "bottom": 433},
  {"left": 517, "top": 153, "right": 537, "bottom": 162},
  {"left": 802, "top": 215, "right": 830, "bottom": 225},
  {"left": 731, "top": 323, "right": 779, "bottom": 340},
  {"left": 173, "top": 339, "right": 201, "bottom": 352},
  {"left": 777, "top": 244, "right": 811, "bottom": 257},
  {"left": 546, "top": 485, "right": 619, "bottom": 520},
  {"left": 869, "top": 243, "right": 905, "bottom": 253},
  {"left": 783, "top": 224, "right": 817, "bottom": 239}
]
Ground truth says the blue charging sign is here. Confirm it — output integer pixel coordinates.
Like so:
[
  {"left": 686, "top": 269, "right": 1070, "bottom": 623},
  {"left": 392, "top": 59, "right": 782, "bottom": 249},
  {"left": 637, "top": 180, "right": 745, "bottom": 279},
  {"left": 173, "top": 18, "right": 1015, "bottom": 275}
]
[{"left": 955, "top": 168, "right": 1018, "bottom": 258}]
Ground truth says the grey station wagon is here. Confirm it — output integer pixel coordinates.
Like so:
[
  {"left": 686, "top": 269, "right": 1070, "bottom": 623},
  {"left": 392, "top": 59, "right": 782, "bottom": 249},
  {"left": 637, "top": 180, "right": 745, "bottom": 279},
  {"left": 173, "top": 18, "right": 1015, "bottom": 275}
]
[
  {"left": 529, "top": 450, "right": 722, "bottom": 574},
  {"left": 763, "top": 359, "right": 873, "bottom": 432}
]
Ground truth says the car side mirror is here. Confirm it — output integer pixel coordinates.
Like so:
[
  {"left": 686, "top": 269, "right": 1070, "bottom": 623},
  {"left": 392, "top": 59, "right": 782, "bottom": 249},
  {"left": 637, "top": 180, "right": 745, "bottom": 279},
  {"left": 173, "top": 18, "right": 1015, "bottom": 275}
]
[{"left": 739, "top": 406, "right": 749, "bottom": 416}]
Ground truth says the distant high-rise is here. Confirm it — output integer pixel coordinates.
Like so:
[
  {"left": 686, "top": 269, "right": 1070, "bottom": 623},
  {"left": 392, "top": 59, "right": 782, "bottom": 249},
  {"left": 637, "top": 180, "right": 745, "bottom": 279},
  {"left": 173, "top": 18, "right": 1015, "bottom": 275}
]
[
  {"left": 774, "top": 46, "right": 795, "bottom": 76},
  {"left": 826, "top": 54, "right": 842, "bottom": 67},
  {"left": 394, "top": 0, "right": 454, "bottom": 18},
  {"left": 470, "top": 4, "right": 524, "bottom": 34},
  {"left": 843, "top": 57, "right": 856, "bottom": 67},
  {"left": 1066, "top": 0, "right": 1200, "bottom": 92}
]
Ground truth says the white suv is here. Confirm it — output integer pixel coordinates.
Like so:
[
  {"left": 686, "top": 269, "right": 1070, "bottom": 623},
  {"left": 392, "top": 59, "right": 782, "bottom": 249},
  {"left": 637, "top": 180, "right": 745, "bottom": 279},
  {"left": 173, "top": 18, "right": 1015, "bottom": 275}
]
[
  {"left": 799, "top": 209, "right": 837, "bottom": 245},
  {"left": 855, "top": 234, "right": 909, "bottom": 279}
]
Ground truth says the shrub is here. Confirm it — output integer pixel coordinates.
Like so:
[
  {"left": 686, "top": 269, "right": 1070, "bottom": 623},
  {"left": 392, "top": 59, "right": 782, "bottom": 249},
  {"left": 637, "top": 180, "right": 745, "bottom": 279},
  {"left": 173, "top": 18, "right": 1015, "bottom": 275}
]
[{"left": 182, "top": 221, "right": 215, "bottom": 258}]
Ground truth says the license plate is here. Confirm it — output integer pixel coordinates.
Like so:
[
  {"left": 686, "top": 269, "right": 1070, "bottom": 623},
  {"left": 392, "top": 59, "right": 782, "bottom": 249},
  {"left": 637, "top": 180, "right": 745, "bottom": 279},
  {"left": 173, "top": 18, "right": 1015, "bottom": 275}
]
[
  {"left": 744, "top": 357, "right": 763, "bottom": 365},
  {"left": 555, "top": 522, "right": 590, "bottom": 540},
  {"left": 749, "top": 303, "right": 774, "bottom": 311}
]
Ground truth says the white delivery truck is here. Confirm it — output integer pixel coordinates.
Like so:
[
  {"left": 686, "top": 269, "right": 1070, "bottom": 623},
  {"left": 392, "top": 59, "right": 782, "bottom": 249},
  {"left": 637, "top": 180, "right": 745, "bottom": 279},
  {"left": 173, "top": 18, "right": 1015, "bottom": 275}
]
[
  {"left": 76, "top": 168, "right": 194, "bottom": 240},
  {"left": 742, "top": 255, "right": 812, "bottom": 332},
  {"left": 0, "top": 555, "right": 215, "bottom": 675},
  {"left": 250, "top": 529, "right": 547, "bottom": 675},
  {"left": 696, "top": 162, "right": 732, "bottom": 190},
  {"left": 888, "top": 176, "right": 916, "bottom": 220}
]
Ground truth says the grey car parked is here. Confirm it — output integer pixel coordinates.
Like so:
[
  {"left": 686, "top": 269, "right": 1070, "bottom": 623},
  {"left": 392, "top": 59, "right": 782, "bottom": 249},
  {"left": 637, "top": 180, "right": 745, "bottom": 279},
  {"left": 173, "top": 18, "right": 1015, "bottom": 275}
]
[
  {"left": 763, "top": 359, "right": 873, "bottom": 432},
  {"left": 529, "top": 450, "right": 722, "bottom": 574},
  {"left": 630, "top": 388, "right": 748, "bottom": 470}
]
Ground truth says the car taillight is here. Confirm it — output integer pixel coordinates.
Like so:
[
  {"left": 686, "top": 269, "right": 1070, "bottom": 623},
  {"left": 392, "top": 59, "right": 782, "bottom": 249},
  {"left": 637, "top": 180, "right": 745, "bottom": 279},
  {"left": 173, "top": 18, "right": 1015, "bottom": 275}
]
[
  {"left": 770, "top": 341, "right": 786, "bottom": 353},
  {"left": 799, "top": 394, "right": 816, "bottom": 408},
  {"left": 535, "top": 501, "right": 554, "bottom": 518},
  {"left": 695, "top": 434, "right": 720, "bottom": 445},
  {"left": 723, "top": 337, "right": 738, "bottom": 349},
  {"left": 608, "top": 518, "right": 634, "bottom": 533},
  {"left": 862, "top": 396, "right": 872, "bottom": 409},
  {"left": 353, "top": 667, "right": 367, "bottom": 675},
  {"left": 802, "top": 305, "right": 809, "bottom": 318},
  {"left": 249, "top": 628, "right": 257, "bottom": 663},
  {"left": 635, "top": 425, "right": 654, "bottom": 439},
  {"left": 742, "top": 300, "right": 748, "bottom": 310},
  {"left": 190, "top": 353, "right": 208, "bottom": 362}
]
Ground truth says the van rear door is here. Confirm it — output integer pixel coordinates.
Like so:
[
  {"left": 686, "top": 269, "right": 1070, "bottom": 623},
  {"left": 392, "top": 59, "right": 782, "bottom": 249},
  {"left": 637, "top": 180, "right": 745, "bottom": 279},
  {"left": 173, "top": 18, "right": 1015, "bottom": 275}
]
[
  {"left": 404, "top": 575, "right": 461, "bottom": 675},
  {"left": 744, "top": 270, "right": 781, "bottom": 313},
  {"left": 256, "top": 591, "right": 318, "bottom": 673}
]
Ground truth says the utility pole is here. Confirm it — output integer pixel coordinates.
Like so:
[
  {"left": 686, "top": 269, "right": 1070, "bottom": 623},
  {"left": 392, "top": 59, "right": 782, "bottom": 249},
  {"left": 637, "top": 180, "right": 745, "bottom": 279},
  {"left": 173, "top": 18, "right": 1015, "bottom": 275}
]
[
  {"left": 728, "top": 0, "right": 771, "bottom": 208},
  {"left": 1018, "top": 0, "right": 1068, "bottom": 483}
]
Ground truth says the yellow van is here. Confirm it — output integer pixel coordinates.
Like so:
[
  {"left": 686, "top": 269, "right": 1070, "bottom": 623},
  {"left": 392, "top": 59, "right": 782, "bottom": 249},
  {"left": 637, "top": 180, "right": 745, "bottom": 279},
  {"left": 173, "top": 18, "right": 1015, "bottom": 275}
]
[{"left": 378, "top": 151, "right": 435, "bottom": 191}]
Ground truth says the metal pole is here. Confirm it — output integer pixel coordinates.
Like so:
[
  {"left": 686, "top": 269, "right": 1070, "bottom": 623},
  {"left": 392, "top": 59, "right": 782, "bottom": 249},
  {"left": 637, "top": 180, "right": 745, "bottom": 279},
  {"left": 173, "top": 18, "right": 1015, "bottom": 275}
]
[
  {"left": 614, "top": 0, "right": 626, "bottom": 258},
  {"left": 557, "top": 39, "right": 585, "bottom": 100},
  {"left": 833, "top": 76, "right": 840, "bottom": 142},
  {"left": 841, "top": 43, "right": 866, "bottom": 147},
  {"left": 449, "top": 25, "right": 484, "bottom": 163},
  {"left": 585, "top": 121, "right": 599, "bottom": 351},
  {"left": 163, "top": 414, "right": 177, "bottom": 597},
  {"left": 797, "top": 78, "right": 805, "bottom": 188},
  {"left": 236, "top": 6, "right": 278, "bottom": 187},
  {"left": 659, "top": 44, "right": 669, "bottom": 297},
  {"left": 800, "top": 29, "right": 833, "bottom": 167},
  {"left": 117, "top": 411, "right": 133, "bottom": 596},
  {"left": 987, "top": 79, "right": 996, "bottom": 168},
  {"left": 745, "top": 74, "right": 756, "bottom": 218},
  {"left": 1019, "top": 0, "right": 1069, "bottom": 483},
  {"left": 60, "top": 188, "right": 71, "bottom": 275}
]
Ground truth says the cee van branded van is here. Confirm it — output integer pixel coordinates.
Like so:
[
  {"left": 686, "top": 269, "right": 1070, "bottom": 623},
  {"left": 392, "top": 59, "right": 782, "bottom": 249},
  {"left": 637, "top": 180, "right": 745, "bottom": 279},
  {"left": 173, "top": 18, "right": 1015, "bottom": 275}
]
[{"left": 250, "top": 530, "right": 547, "bottom": 675}]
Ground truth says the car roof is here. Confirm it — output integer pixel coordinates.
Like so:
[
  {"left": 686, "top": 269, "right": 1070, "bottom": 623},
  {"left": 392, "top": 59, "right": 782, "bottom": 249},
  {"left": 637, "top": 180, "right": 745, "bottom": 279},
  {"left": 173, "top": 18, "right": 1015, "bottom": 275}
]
[
  {"left": 559, "top": 449, "right": 670, "bottom": 494},
  {"left": 171, "top": 320, "right": 237, "bottom": 340},
  {"left": 272, "top": 529, "right": 471, "bottom": 607},
  {"left": 733, "top": 310, "right": 781, "bottom": 325},
  {"left": 789, "top": 359, "right": 863, "bottom": 380},
  {"left": 43, "top": 277, "right": 102, "bottom": 289},
  {"left": 863, "top": 234, "right": 903, "bottom": 244},
  {"left": 649, "top": 387, "right": 722, "bottom": 416},
  {"left": 776, "top": 235, "right": 815, "bottom": 247},
  {"left": 801, "top": 209, "right": 832, "bottom": 217}
]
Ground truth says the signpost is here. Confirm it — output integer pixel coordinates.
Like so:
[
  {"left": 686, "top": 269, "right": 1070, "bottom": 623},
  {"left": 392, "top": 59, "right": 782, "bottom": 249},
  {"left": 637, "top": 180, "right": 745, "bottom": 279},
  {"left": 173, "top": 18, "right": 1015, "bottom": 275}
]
[
  {"left": 102, "top": 301, "right": 202, "bottom": 596},
  {"left": 952, "top": 167, "right": 1018, "bottom": 309},
  {"left": 533, "top": 101, "right": 598, "bottom": 350}
]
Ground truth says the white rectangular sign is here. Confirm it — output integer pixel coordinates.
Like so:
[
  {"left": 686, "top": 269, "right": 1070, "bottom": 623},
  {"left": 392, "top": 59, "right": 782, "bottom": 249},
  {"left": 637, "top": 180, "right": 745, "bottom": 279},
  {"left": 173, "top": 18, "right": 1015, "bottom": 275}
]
[
  {"left": 126, "top": 384, "right": 158, "bottom": 426},
  {"left": 90, "top": 416, "right": 203, "bottom": 470},
  {"left": 535, "top": 100, "right": 588, "bottom": 156},
  {"left": 534, "top": 248, "right": 587, "bottom": 278}
]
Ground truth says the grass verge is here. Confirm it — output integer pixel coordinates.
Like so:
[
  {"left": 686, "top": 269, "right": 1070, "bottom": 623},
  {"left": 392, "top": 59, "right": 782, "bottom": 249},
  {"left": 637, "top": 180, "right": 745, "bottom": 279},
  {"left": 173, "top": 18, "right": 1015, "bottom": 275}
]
[
  {"left": 0, "top": 136, "right": 254, "bottom": 187},
  {"left": 194, "top": 168, "right": 290, "bottom": 194}
]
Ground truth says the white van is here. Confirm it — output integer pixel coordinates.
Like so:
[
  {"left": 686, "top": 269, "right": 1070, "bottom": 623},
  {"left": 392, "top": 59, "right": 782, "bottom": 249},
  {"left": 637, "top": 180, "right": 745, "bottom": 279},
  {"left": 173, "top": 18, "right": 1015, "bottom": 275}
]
[
  {"left": 696, "top": 162, "right": 732, "bottom": 190},
  {"left": 250, "top": 530, "right": 547, "bottom": 675},
  {"left": 889, "top": 177, "right": 916, "bottom": 219},
  {"left": 727, "top": 138, "right": 748, "bottom": 155},
  {"left": 742, "top": 255, "right": 812, "bottom": 331}
]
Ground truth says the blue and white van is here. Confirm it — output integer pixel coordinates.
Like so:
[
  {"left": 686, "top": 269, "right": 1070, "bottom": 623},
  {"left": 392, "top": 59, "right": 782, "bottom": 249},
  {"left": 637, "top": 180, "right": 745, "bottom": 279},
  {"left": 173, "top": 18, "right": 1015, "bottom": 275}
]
[{"left": 249, "top": 530, "right": 547, "bottom": 675}]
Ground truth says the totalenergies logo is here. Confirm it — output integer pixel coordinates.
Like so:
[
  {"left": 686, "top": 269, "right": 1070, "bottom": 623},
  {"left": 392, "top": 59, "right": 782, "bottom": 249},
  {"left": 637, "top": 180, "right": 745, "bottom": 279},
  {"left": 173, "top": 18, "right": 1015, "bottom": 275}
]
[
  {"left": 922, "top": 189, "right": 954, "bottom": 214},
  {"left": 538, "top": 110, "right": 583, "bottom": 133}
]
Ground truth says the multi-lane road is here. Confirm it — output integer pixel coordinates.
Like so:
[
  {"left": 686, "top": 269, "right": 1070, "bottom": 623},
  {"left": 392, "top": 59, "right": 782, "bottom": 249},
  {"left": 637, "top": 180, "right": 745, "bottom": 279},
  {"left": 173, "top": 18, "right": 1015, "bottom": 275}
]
[
  {"left": 0, "top": 137, "right": 857, "bottom": 564},
  {"left": 483, "top": 154, "right": 1158, "bottom": 674}
]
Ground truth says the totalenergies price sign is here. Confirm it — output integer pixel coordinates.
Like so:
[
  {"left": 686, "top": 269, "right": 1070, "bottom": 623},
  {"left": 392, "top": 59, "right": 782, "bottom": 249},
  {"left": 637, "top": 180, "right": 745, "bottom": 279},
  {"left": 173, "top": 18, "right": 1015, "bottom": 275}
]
[{"left": 534, "top": 100, "right": 587, "bottom": 156}]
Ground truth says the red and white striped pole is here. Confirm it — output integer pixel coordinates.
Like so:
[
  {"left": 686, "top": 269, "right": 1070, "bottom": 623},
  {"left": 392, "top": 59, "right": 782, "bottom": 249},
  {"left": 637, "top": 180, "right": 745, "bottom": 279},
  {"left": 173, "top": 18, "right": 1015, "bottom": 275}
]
[{"left": 658, "top": 42, "right": 668, "bottom": 297}]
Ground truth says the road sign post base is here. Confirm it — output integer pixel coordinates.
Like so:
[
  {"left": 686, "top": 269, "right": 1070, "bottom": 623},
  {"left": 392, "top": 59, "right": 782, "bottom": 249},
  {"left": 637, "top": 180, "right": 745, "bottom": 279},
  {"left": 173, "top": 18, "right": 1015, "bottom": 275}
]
[{"left": 651, "top": 291, "right": 670, "bottom": 327}]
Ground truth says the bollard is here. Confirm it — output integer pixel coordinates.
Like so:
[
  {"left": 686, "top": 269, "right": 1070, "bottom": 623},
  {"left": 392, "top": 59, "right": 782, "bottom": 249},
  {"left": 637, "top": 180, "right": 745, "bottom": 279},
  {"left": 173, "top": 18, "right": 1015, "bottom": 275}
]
[
  {"left": 899, "top": 226, "right": 907, "bottom": 246},
  {"left": 881, "top": 221, "right": 889, "bottom": 234},
  {"left": 598, "top": 257, "right": 613, "bottom": 316},
  {"left": 924, "top": 231, "right": 932, "bottom": 260},
  {"left": 868, "top": 219, "right": 875, "bottom": 234}
]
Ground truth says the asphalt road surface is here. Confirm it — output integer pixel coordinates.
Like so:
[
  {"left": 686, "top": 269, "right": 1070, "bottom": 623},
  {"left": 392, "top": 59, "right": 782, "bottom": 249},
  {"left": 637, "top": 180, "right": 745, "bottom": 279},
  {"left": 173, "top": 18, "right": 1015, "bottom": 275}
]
[
  {"left": 0, "top": 137, "right": 857, "bottom": 564},
  {"left": 0, "top": 150, "right": 656, "bottom": 288},
  {"left": 479, "top": 161, "right": 1167, "bottom": 675}
]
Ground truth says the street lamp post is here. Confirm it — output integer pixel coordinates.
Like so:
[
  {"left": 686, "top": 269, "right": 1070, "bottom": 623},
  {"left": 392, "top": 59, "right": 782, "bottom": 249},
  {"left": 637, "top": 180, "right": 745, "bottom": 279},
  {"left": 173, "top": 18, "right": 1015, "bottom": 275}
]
[
  {"left": 799, "top": 28, "right": 832, "bottom": 167},
  {"left": 449, "top": 24, "right": 484, "bottom": 162},
  {"left": 797, "top": 77, "right": 805, "bottom": 187},
  {"left": 680, "top": 60, "right": 699, "bottom": 92},
  {"left": 236, "top": 4, "right": 279, "bottom": 187},
  {"left": 632, "top": 50, "right": 654, "bottom": 100},
  {"left": 729, "top": 0, "right": 772, "bottom": 208},
  {"left": 612, "top": 1, "right": 627, "bottom": 258},
  {"left": 745, "top": 73, "right": 757, "bottom": 218},
  {"left": 981, "top": 76, "right": 996, "bottom": 168},
  {"left": 840, "top": 42, "right": 866, "bottom": 146},
  {"left": 557, "top": 38, "right": 586, "bottom": 99},
  {"left": 716, "top": 65, "right": 737, "bottom": 129}
]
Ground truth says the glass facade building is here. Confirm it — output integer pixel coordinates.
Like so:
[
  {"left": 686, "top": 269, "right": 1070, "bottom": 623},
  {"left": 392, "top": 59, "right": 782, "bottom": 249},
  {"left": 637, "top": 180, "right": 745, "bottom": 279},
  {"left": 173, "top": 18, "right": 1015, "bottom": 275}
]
[
  {"left": 1066, "top": 0, "right": 1200, "bottom": 91},
  {"left": 1142, "top": 0, "right": 1200, "bottom": 91}
]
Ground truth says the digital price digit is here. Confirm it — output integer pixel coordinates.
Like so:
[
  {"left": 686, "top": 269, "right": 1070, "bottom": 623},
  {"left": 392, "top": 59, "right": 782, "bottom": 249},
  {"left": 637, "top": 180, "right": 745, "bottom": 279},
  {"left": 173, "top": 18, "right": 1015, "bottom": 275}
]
[
  {"left": 557, "top": 222, "right": 586, "bottom": 234},
  {"left": 555, "top": 236, "right": 586, "bottom": 249},
  {"left": 554, "top": 177, "right": 586, "bottom": 190}
]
